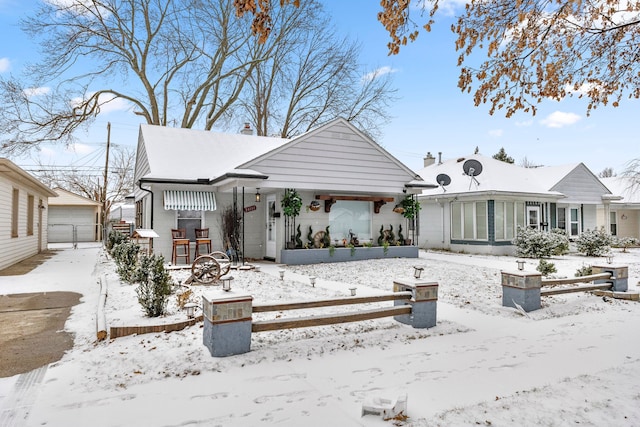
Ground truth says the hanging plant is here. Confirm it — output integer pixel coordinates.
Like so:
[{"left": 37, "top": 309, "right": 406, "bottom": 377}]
[
  {"left": 400, "top": 195, "right": 421, "bottom": 219},
  {"left": 281, "top": 188, "right": 302, "bottom": 217}
]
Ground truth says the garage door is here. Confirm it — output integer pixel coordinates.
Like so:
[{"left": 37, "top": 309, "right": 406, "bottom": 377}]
[{"left": 48, "top": 207, "right": 99, "bottom": 243}]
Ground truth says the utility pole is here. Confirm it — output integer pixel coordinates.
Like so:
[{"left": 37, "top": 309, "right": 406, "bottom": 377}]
[{"left": 102, "top": 122, "right": 111, "bottom": 240}]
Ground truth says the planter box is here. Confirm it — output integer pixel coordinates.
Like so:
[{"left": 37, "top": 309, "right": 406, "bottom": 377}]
[{"left": 280, "top": 246, "right": 419, "bottom": 265}]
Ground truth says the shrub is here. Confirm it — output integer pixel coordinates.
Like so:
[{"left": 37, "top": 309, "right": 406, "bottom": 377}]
[
  {"left": 107, "top": 230, "right": 128, "bottom": 252},
  {"left": 575, "top": 264, "right": 593, "bottom": 277},
  {"left": 134, "top": 254, "right": 173, "bottom": 317},
  {"left": 612, "top": 236, "right": 639, "bottom": 252},
  {"left": 549, "top": 228, "right": 570, "bottom": 255},
  {"left": 112, "top": 241, "right": 140, "bottom": 283},
  {"left": 536, "top": 259, "right": 557, "bottom": 277},
  {"left": 512, "top": 226, "right": 569, "bottom": 258},
  {"left": 576, "top": 228, "right": 613, "bottom": 257}
]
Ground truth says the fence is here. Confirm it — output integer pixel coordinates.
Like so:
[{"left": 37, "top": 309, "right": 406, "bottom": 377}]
[
  {"left": 202, "top": 278, "right": 439, "bottom": 357},
  {"left": 501, "top": 264, "right": 629, "bottom": 312}
]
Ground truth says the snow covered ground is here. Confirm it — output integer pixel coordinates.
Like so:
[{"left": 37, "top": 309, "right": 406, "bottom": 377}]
[{"left": 1, "top": 244, "right": 640, "bottom": 426}]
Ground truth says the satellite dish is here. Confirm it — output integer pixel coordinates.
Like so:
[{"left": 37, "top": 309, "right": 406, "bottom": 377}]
[
  {"left": 463, "top": 159, "right": 483, "bottom": 177},
  {"left": 436, "top": 173, "right": 451, "bottom": 192},
  {"left": 462, "top": 159, "right": 483, "bottom": 189}
]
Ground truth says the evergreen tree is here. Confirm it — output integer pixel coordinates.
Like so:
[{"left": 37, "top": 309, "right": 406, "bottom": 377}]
[{"left": 492, "top": 147, "right": 514, "bottom": 164}]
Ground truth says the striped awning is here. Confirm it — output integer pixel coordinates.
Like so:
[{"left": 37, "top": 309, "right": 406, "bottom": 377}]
[{"left": 163, "top": 190, "right": 217, "bottom": 211}]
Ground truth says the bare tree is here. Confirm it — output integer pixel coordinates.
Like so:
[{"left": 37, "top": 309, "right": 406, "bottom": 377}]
[
  {"left": 598, "top": 167, "right": 616, "bottom": 178},
  {"left": 34, "top": 146, "right": 135, "bottom": 217},
  {"left": 237, "top": 1, "right": 396, "bottom": 140},
  {"left": 0, "top": 0, "right": 286, "bottom": 155},
  {"left": 519, "top": 156, "right": 542, "bottom": 168}
]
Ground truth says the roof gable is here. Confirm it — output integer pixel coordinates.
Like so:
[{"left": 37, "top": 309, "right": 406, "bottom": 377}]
[
  {"left": 548, "top": 163, "right": 612, "bottom": 203},
  {"left": 241, "top": 118, "right": 421, "bottom": 193}
]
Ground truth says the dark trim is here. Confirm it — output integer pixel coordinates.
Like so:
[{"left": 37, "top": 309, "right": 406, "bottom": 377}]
[
  {"left": 139, "top": 172, "right": 269, "bottom": 186},
  {"left": 451, "top": 239, "right": 512, "bottom": 246},
  {"left": 137, "top": 181, "right": 154, "bottom": 228}
]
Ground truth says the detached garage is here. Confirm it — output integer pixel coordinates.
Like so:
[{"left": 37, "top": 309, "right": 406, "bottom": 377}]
[{"left": 48, "top": 189, "right": 102, "bottom": 243}]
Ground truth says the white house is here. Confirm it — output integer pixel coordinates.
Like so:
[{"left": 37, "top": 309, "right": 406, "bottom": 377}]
[
  {"left": 598, "top": 176, "right": 640, "bottom": 240},
  {"left": 0, "top": 158, "right": 57, "bottom": 271},
  {"left": 133, "top": 118, "right": 434, "bottom": 265},
  {"left": 416, "top": 153, "right": 617, "bottom": 255}
]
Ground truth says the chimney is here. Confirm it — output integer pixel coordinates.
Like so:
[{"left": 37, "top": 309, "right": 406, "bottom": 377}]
[
  {"left": 240, "top": 122, "right": 253, "bottom": 135},
  {"left": 423, "top": 152, "right": 436, "bottom": 167},
  {"left": 438, "top": 152, "right": 443, "bottom": 165}
]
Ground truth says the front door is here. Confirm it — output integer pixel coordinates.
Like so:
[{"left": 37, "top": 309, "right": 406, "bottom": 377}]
[
  {"left": 527, "top": 205, "right": 541, "bottom": 230},
  {"left": 265, "top": 194, "right": 277, "bottom": 259}
]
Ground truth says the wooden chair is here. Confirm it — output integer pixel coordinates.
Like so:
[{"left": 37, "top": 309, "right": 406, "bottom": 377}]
[
  {"left": 171, "top": 228, "right": 186, "bottom": 239},
  {"left": 171, "top": 228, "right": 189, "bottom": 264},
  {"left": 194, "top": 228, "right": 212, "bottom": 257}
]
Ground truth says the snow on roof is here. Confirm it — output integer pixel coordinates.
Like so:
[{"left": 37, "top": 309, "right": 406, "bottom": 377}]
[
  {"left": 416, "top": 154, "right": 568, "bottom": 198},
  {"left": 600, "top": 176, "right": 640, "bottom": 204},
  {"left": 139, "top": 125, "right": 289, "bottom": 181}
]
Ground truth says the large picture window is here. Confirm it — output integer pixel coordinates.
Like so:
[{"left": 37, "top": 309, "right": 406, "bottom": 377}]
[
  {"left": 329, "top": 201, "right": 371, "bottom": 243},
  {"left": 451, "top": 201, "right": 487, "bottom": 240},
  {"left": 495, "top": 201, "right": 525, "bottom": 241}
]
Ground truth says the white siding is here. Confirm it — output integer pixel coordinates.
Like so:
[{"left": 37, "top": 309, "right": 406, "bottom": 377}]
[
  {"left": 244, "top": 121, "right": 415, "bottom": 194},
  {"left": 418, "top": 201, "right": 448, "bottom": 250},
  {"left": 550, "top": 165, "right": 611, "bottom": 204},
  {"left": 0, "top": 178, "right": 49, "bottom": 270}
]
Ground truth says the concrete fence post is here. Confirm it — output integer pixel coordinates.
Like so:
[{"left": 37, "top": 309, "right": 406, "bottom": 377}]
[
  {"left": 202, "top": 293, "right": 253, "bottom": 357},
  {"left": 501, "top": 270, "right": 542, "bottom": 312},
  {"left": 592, "top": 265, "right": 629, "bottom": 292},
  {"left": 393, "top": 278, "right": 438, "bottom": 328}
]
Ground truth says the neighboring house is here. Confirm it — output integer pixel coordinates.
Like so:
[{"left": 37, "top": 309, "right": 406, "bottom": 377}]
[
  {"left": 48, "top": 188, "right": 102, "bottom": 243},
  {"left": 415, "top": 154, "right": 617, "bottom": 255},
  {"left": 598, "top": 176, "right": 640, "bottom": 240},
  {"left": 133, "top": 118, "right": 433, "bottom": 264},
  {"left": 0, "top": 158, "right": 57, "bottom": 271}
]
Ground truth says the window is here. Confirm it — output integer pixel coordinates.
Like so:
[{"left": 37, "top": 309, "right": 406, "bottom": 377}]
[
  {"left": 27, "top": 194, "right": 34, "bottom": 236},
  {"left": 135, "top": 200, "right": 143, "bottom": 228},
  {"left": 329, "top": 201, "right": 371, "bottom": 242},
  {"left": 610, "top": 211, "right": 617, "bottom": 236},
  {"left": 570, "top": 208, "right": 579, "bottom": 237},
  {"left": 494, "top": 201, "right": 524, "bottom": 241},
  {"left": 11, "top": 188, "right": 19, "bottom": 238},
  {"left": 557, "top": 208, "right": 566, "bottom": 231},
  {"left": 451, "top": 201, "right": 487, "bottom": 240},
  {"left": 177, "top": 210, "right": 203, "bottom": 241}
]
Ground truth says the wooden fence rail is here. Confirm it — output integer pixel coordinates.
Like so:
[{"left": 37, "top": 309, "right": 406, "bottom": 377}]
[
  {"left": 252, "top": 291, "right": 413, "bottom": 313},
  {"left": 541, "top": 272, "right": 611, "bottom": 287}
]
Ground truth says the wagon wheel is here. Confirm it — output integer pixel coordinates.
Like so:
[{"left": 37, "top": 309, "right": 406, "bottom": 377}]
[
  {"left": 191, "top": 255, "right": 221, "bottom": 285},
  {"left": 209, "top": 251, "right": 231, "bottom": 276}
]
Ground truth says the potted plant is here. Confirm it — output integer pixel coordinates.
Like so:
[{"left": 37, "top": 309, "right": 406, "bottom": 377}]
[
  {"left": 281, "top": 189, "right": 302, "bottom": 249},
  {"left": 399, "top": 195, "right": 421, "bottom": 245}
]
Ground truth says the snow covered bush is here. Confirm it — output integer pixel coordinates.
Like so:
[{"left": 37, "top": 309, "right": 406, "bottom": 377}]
[
  {"left": 112, "top": 241, "right": 140, "bottom": 284},
  {"left": 536, "top": 259, "right": 557, "bottom": 276},
  {"left": 575, "top": 228, "right": 612, "bottom": 257},
  {"left": 575, "top": 264, "right": 593, "bottom": 277},
  {"left": 512, "top": 226, "right": 569, "bottom": 258},
  {"left": 134, "top": 254, "right": 173, "bottom": 317},
  {"left": 612, "top": 236, "right": 639, "bottom": 252},
  {"left": 107, "top": 230, "right": 128, "bottom": 252}
]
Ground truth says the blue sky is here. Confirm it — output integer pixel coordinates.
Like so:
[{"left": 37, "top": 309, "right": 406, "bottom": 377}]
[{"left": 1, "top": 0, "right": 638, "bottom": 177}]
